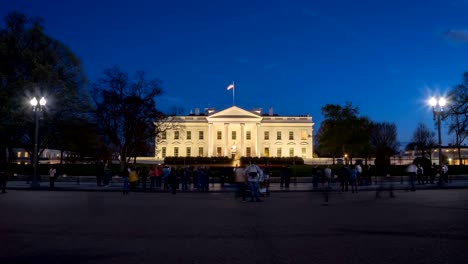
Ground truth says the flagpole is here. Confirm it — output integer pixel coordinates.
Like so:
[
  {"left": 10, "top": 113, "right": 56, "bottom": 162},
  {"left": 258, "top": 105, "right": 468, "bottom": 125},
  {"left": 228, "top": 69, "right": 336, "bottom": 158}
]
[{"left": 232, "top": 81, "right": 235, "bottom": 106}]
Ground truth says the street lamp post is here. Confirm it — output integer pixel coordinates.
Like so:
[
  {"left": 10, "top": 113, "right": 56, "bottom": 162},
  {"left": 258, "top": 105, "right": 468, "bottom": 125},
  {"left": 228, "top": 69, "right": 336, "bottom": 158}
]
[
  {"left": 30, "top": 97, "right": 46, "bottom": 188},
  {"left": 429, "top": 97, "right": 446, "bottom": 187}
]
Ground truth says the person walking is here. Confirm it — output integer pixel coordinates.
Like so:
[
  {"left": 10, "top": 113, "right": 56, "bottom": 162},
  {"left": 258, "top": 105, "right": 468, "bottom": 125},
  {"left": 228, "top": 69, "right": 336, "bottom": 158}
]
[
  {"left": 407, "top": 163, "right": 417, "bottom": 191},
  {"left": 49, "top": 166, "right": 57, "bottom": 190}
]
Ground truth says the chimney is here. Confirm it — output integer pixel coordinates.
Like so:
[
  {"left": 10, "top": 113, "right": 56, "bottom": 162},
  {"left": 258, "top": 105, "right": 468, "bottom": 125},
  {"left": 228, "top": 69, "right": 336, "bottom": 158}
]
[
  {"left": 269, "top": 107, "right": 273, "bottom": 116},
  {"left": 195, "top": 108, "right": 200, "bottom": 116}
]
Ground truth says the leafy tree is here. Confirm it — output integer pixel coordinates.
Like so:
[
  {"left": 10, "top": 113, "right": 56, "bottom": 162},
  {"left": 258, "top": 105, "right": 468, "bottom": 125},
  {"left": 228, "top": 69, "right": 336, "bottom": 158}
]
[
  {"left": 406, "top": 122, "right": 436, "bottom": 159},
  {"left": 0, "top": 11, "right": 90, "bottom": 164},
  {"left": 92, "top": 66, "right": 166, "bottom": 168},
  {"left": 446, "top": 72, "right": 468, "bottom": 165},
  {"left": 315, "top": 102, "right": 371, "bottom": 163}
]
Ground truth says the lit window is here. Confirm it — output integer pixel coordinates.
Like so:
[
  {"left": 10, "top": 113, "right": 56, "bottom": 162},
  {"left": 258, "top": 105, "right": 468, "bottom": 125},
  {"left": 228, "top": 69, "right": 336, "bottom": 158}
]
[
  {"left": 246, "top": 131, "right": 251, "bottom": 140},
  {"left": 264, "top": 147, "right": 269, "bottom": 157},
  {"left": 198, "top": 147, "right": 203, "bottom": 157},
  {"left": 301, "top": 131, "right": 307, "bottom": 140},
  {"left": 17, "top": 152, "right": 21, "bottom": 158},
  {"left": 25, "top": 152, "right": 29, "bottom": 158}
]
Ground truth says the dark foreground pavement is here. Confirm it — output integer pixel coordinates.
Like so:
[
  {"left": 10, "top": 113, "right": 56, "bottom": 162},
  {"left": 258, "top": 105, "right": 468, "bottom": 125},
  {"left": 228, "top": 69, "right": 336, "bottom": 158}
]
[{"left": 1, "top": 189, "right": 468, "bottom": 264}]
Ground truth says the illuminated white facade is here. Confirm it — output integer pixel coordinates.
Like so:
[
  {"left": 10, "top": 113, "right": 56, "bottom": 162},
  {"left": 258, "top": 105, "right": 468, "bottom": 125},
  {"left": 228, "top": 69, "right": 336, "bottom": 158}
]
[{"left": 155, "top": 106, "right": 314, "bottom": 162}]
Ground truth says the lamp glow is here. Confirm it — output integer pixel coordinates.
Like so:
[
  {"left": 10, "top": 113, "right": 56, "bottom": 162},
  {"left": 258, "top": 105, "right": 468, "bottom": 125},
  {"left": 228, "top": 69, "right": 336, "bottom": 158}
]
[{"left": 30, "top": 97, "right": 38, "bottom": 106}]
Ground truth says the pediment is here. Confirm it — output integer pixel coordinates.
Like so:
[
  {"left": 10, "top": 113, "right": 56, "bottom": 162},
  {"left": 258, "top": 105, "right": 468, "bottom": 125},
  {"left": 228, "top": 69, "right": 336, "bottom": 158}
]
[{"left": 206, "top": 106, "right": 262, "bottom": 121}]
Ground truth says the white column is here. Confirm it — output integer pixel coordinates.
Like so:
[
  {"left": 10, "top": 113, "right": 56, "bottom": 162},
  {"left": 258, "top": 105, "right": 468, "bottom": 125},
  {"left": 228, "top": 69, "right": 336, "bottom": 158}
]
[
  {"left": 240, "top": 123, "right": 245, "bottom": 156},
  {"left": 224, "top": 123, "right": 229, "bottom": 156},
  {"left": 208, "top": 123, "right": 212, "bottom": 157},
  {"left": 256, "top": 123, "right": 260, "bottom": 157}
]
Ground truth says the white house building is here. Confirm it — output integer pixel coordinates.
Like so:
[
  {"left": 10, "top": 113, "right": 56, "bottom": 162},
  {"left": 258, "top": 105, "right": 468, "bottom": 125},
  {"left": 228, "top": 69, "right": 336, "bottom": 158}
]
[{"left": 154, "top": 106, "right": 314, "bottom": 163}]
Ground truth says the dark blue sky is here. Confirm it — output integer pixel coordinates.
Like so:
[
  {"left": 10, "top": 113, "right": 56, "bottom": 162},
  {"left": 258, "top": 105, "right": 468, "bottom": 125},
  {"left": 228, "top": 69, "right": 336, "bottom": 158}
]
[{"left": 3, "top": 0, "right": 468, "bottom": 146}]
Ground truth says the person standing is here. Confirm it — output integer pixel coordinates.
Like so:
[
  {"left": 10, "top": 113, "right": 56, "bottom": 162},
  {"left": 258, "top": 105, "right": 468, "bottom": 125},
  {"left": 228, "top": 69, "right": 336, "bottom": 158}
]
[
  {"left": 339, "top": 165, "right": 350, "bottom": 192},
  {"left": 234, "top": 165, "right": 247, "bottom": 201},
  {"left": 324, "top": 166, "right": 332, "bottom": 187},
  {"left": 180, "top": 166, "right": 189, "bottom": 191},
  {"left": 407, "top": 163, "right": 417, "bottom": 191},
  {"left": 430, "top": 163, "right": 437, "bottom": 184},
  {"left": 416, "top": 164, "right": 424, "bottom": 185},
  {"left": 168, "top": 166, "right": 179, "bottom": 195},
  {"left": 149, "top": 166, "right": 156, "bottom": 191},
  {"left": 283, "top": 165, "right": 291, "bottom": 188},
  {"left": 122, "top": 165, "right": 129, "bottom": 195},
  {"left": 355, "top": 163, "right": 362, "bottom": 185},
  {"left": 139, "top": 166, "right": 148, "bottom": 191},
  {"left": 245, "top": 163, "right": 262, "bottom": 202},
  {"left": 442, "top": 164, "right": 449, "bottom": 183},
  {"left": 103, "top": 163, "right": 112, "bottom": 187},
  {"left": 0, "top": 164, "right": 8, "bottom": 194},
  {"left": 49, "top": 166, "right": 57, "bottom": 190},
  {"left": 96, "top": 161, "right": 104, "bottom": 186},
  {"left": 349, "top": 166, "right": 358, "bottom": 193},
  {"left": 128, "top": 165, "right": 138, "bottom": 192}
]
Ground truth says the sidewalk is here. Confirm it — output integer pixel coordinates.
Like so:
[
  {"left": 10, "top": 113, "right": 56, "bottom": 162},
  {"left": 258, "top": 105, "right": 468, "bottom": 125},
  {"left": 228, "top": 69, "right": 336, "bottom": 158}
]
[{"left": 4, "top": 178, "right": 468, "bottom": 192}]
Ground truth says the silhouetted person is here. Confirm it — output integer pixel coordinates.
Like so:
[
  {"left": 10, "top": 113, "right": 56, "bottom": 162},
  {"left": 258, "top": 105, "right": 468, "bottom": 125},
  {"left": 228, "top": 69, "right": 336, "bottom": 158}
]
[
  {"left": 416, "top": 164, "right": 424, "bottom": 184},
  {"left": 96, "top": 161, "right": 104, "bottom": 186},
  {"left": 168, "top": 167, "right": 179, "bottom": 194},
  {"left": 140, "top": 166, "right": 148, "bottom": 191},
  {"left": 0, "top": 164, "right": 8, "bottom": 194},
  {"left": 283, "top": 165, "right": 292, "bottom": 188},
  {"left": 430, "top": 163, "right": 437, "bottom": 184},
  {"left": 49, "top": 166, "right": 57, "bottom": 190},
  {"left": 339, "top": 166, "right": 349, "bottom": 192},
  {"left": 407, "top": 163, "right": 417, "bottom": 191}
]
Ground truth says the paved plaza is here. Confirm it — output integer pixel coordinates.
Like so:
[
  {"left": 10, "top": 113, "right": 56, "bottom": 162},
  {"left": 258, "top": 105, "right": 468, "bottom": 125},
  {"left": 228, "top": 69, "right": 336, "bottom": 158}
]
[{"left": 1, "top": 189, "right": 467, "bottom": 264}]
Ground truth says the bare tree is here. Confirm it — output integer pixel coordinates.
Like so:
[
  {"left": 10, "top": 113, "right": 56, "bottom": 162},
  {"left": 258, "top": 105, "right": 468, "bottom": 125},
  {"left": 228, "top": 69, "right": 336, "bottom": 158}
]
[
  {"left": 92, "top": 66, "right": 167, "bottom": 169},
  {"left": 406, "top": 122, "right": 437, "bottom": 159},
  {"left": 446, "top": 72, "right": 468, "bottom": 165}
]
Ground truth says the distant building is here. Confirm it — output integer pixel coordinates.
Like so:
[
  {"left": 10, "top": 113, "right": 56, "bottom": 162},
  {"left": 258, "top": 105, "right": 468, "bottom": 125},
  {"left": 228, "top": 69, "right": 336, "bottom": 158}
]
[{"left": 154, "top": 106, "right": 314, "bottom": 163}]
